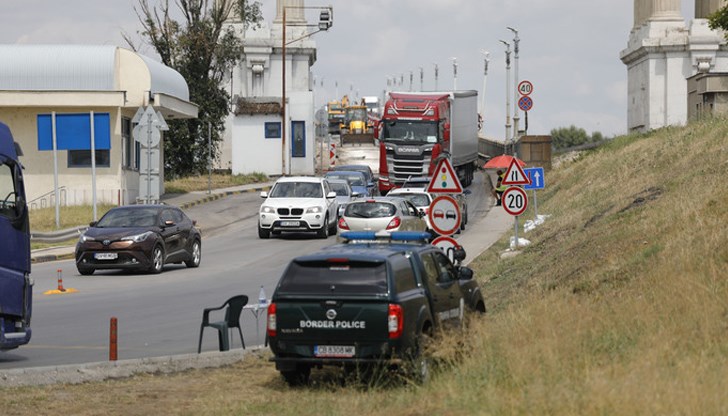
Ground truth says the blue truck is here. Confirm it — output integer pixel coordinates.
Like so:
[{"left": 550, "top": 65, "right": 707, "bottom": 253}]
[{"left": 0, "top": 121, "right": 32, "bottom": 350}]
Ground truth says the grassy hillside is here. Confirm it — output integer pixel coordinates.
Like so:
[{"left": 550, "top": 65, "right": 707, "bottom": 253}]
[{"left": 3, "top": 119, "right": 727, "bottom": 415}]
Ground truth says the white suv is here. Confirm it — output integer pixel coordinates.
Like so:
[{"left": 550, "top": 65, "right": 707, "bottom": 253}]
[{"left": 258, "top": 176, "right": 338, "bottom": 239}]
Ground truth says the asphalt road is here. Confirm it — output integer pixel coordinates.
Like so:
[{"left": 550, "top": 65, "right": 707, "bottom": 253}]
[{"left": 0, "top": 173, "right": 494, "bottom": 370}]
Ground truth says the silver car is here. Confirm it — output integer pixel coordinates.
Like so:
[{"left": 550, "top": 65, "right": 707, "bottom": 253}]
[
  {"left": 336, "top": 196, "right": 426, "bottom": 241},
  {"left": 327, "top": 178, "right": 360, "bottom": 218}
]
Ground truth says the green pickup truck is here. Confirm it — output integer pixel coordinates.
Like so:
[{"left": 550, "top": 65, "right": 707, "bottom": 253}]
[{"left": 266, "top": 231, "right": 485, "bottom": 385}]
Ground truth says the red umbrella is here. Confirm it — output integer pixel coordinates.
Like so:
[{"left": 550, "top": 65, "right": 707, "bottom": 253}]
[{"left": 483, "top": 154, "right": 526, "bottom": 169}]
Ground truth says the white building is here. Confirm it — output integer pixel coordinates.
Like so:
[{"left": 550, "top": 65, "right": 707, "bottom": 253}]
[
  {"left": 222, "top": 0, "right": 318, "bottom": 176},
  {"left": 0, "top": 45, "right": 198, "bottom": 207},
  {"left": 620, "top": 0, "right": 728, "bottom": 132}
]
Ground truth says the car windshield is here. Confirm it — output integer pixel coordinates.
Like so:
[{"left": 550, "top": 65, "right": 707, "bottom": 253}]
[
  {"left": 394, "top": 193, "right": 430, "bottom": 207},
  {"left": 96, "top": 207, "right": 159, "bottom": 227},
  {"left": 329, "top": 182, "right": 350, "bottom": 196},
  {"left": 327, "top": 174, "right": 365, "bottom": 187},
  {"left": 270, "top": 182, "right": 323, "bottom": 198},
  {"left": 344, "top": 202, "right": 396, "bottom": 218},
  {"left": 278, "top": 260, "right": 388, "bottom": 295}
]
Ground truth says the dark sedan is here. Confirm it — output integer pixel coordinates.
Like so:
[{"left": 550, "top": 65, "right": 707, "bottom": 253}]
[{"left": 75, "top": 205, "right": 201, "bottom": 275}]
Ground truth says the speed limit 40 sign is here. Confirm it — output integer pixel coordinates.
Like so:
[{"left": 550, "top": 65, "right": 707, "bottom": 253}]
[
  {"left": 518, "top": 80, "right": 533, "bottom": 96},
  {"left": 502, "top": 186, "right": 528, "bottom": 216}
]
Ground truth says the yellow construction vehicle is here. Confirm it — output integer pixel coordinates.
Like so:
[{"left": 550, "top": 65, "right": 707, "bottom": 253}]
[
  {"left": 327, "top": 100, "right": 345, "bottom": 134},
  {"left": 340, "top": 97, "right": 374, "bottom": 145}
]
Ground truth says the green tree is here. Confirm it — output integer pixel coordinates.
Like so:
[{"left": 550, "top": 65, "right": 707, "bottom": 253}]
[
  {"left": 550, "top": 125, "right": 590, "bottom": 149},
  {"left": 126, "top": 0, "right": 262, "bottom": 178},
  {"left": 708, "top": 5, "right": 728, "bottom": 33}
]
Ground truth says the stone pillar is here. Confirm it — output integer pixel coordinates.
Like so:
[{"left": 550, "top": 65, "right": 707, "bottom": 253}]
[
  {"left": 696, "top": 0, "right": 728, "bottom": 18},
  {"left": 274, "top": 0, "right": 306, "bottom": 24},
  {"left": 648, "top": 0, "right": 682, "bottom": 20},
  {"left": 635, "top": 0, "right": 649, "bottom": 27}
]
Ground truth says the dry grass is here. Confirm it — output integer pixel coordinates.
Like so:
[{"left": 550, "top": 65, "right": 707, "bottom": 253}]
[
  {"left": 164, "top": 172, "right": 268, "bottom": 194},
  {"left": 4, "top": 118, "right": 728, "bottom": 415},
  {"left": 29, "top": 204, "right": 117, "bottom": 233}
]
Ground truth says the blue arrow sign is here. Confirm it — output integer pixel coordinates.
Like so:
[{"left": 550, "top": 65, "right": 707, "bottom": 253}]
[{"left": 524, "top": 167, "right": 545, "bottom": 190}]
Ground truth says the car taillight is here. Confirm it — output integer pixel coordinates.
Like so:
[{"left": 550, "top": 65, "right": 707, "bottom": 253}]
[
  {"left": 267, "top": 302, "right": 277, "bottom": 338},
  {"left": 386, "top": 216, "right": 401, "bottom": 230},
  {"left": 388, "top": 304, "right": 403, "bottom": 339},
  {"left": 338, "top": 217, "right": 350, "bottom": 230}
]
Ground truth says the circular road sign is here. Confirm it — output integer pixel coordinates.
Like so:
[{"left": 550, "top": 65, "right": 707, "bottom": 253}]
[
  {"left": 518, "top": 80, "right": 533, "bottom": 96},
  {"left": 518, "top": 95, "right": 533, "bottom": 112},
  {"left": 427, "top": 195, "right": 461, "bottom": 236},
  {"left": 431, "top": 235, "right": 461, "bottom": 262},
  {"left": 502, "top": 186, "right": 528, "bottom": 216}
]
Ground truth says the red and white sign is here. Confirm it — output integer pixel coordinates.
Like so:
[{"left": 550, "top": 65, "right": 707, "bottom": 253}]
[
  {"left": 502, "top": 158, "right": 531, "bottom": 186},
  {"left": 427, "top": 195, "right": 461, "bottom": 236},
  {"left": 427, "top": 158, "right": 463, "bottom": 194},
  {"left": 518, "top": 80, "right": 533, "bottom": 96},
  {"left": 431, "top": 235, "right": 461, "bottom": 261},
  {"left": 502, "top": 186, "right": 528, "bottom": 216}
]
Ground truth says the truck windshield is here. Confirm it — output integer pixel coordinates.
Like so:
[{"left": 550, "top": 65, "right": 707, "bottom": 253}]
[
  {"left": 381, "top": 120, "right": 438, "bottom": 144},
  {"left": 278, "top": 260, "right": 388, "bottom": 295}
]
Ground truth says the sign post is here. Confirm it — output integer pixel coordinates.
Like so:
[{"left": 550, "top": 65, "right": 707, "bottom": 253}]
[
  {"left": 501, "top": 159, "right": 531, "bottom": 249},
  {"left": 524, "top": 167, "right": 545, "bottom": 220}
]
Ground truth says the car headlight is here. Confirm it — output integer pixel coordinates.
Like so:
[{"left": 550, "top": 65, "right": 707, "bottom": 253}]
[
  {"left": 79, "top": 234, "right": 94, "bottom": 243},
  {"left": 306, "top": 206, "right": 323, "bottom": 214},
  {"left": 260, "top": 206, "right": 275, "bottom": 214},
  {"left": 121, "top": 231, "right": 154, "bottom": 243}
]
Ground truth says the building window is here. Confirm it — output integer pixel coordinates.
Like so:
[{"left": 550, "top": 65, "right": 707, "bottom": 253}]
[
  {"left": 68, "top": 150, "right": 111, "bottom": 168},
  {"left": 265, "top": 122, "right": 281, "bottom": 139}
]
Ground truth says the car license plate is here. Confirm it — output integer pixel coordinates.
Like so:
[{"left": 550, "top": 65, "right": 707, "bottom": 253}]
[
  {"left": 280, "top": 221, "right": 300, "bottom": 227},
  {"left": 94, "top": 252, "right": 118, "bottom": 260},
  {"left": 314, "top": 345, "right": 355, "bottom": 357}
]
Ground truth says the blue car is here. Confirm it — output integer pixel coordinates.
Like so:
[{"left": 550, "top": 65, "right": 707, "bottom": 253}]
[{"left": 324, "top": 171, "right": 371, "bottom": 197}]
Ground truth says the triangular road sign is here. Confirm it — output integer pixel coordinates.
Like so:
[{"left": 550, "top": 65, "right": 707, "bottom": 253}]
[
  {"left": 427, "top": 158, "right": 463, "bottom": 193},
  {"left": 502, "top": 158, "right": 531, "bottom": 186}
]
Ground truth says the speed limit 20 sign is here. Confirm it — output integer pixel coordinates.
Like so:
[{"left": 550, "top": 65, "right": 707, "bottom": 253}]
[{"left": 502, "top": 186, "right": 528, "bottom": 216}]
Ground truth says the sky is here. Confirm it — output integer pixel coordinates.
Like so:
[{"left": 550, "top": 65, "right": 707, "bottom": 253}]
[{"left": 1, "top": 1, "right": 700, "bottom": 140}]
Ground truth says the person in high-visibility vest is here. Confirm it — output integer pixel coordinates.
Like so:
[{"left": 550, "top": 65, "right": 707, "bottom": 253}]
[{"left": 490, "top": 169, "right": 507, "bottom": 206}]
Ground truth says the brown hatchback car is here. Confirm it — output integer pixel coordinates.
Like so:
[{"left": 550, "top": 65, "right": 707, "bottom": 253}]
[{"left": 75, "top": 205, "right": 201, "bottom": 275}]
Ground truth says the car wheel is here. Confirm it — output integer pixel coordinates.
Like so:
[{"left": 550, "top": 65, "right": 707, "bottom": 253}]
[
  {"left": 317, "top": 216, "right": 329, "bottom": 239},
  {"left": 281, "top": 365, "right": 311, "bottom": 386},
  {"left": 184, "top": 239, "right": 201, "bottom": 268},
  {"left": 407, "top": 330, "right": 432, "bottom": 385},
  {"left": 258, "top": 222, "right": 270, "bottom": 239},
  {"left": 328, "top": 215, "right": 337, "bottom": 236},
  {"left": 77, "top": 267, "right": 95, "bottom": 276},
  {"left": 148, "top": 245, "right": 164, "bottom": 274}
]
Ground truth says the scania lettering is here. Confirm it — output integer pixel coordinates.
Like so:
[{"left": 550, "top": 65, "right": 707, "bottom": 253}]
[
  {"left": 0, "top": 121, "right": 32, "bottom": 350},
  {"left": 377, "top": 91, "right": 479, "bottom": 195}
]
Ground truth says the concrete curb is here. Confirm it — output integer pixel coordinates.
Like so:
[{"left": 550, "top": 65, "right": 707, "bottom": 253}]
[{"left": 0, "top": 347, "right": 266, "bottom": 387}]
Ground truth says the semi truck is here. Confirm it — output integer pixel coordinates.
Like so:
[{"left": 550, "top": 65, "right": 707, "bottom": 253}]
[
  {"left": 0, "top": 121, "right": 32, "bottom": 350},
  {"left": 377, "top": 91, "right": 479, "bottom": 195}
]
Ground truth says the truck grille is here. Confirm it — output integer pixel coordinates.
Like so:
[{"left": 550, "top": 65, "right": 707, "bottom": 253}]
[{"left": 386, "top": 149, "right": 432, "bottom": 184}]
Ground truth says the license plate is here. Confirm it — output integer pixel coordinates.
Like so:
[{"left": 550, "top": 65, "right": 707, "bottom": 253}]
[
  {"left": 280, "top": 221, "right": 300, "bottom": 227},
  {"left": 314, "top": 345, "right": 355, "bottom": 358},
  {"left": 94, "top": 252, "right": 118, "bottom": 260}
]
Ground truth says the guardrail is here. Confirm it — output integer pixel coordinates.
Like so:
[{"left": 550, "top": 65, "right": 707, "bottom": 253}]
[{"left": 31, "top": 226, "right": 86, "bottom": 243}]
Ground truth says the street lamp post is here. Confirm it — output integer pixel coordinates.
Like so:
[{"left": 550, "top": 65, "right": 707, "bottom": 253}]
[
  {"left": 433, "top": 63, "right": 439, "bottom": 91},
  {"left": 281, "top": 5, "right": 332, "bottom": 176},
  {"left": 419, "top": 67, "right": 424, "bottom": 91},
  {"left": 451, "top": 57, "right": 458, "bottom": 91},
  {"left": 508, "top": 26, "right": 520, "bottom": 155},
  {"left": 480, "top": 50, "right": 490, "bottom": 136},
  {"left": 500, "top": 40, "right": 511, "bottom": 151}
]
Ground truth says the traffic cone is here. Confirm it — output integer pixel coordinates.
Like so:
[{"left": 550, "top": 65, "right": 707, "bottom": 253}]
[{"left": 57, "top": 269, "right": 66, "bottom": 292}]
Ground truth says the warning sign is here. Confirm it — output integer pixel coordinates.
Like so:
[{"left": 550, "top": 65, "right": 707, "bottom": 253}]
[
  {"left": 426, "top": 158, "right": 463, "bottom": 194},
  {"left": 502, "top": 158, "right": 530, "bottom": 186}
]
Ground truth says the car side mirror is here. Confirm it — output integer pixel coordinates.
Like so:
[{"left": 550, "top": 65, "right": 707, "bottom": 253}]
[
  {"left": 352, "top": 191, "right": 361, "bottom": 197},
  {"left": 453, "top": 246, "right": 467, "bottom": 262},
  {"left": 89, "top": 221, "right": 97, "bottom": 227},
  {"left": 458, "top": 266, "right": 474, "bottom": 280},
  {"left": 163, "top": 220, "right": 175, "bottom": 227},
  {"left": 463, "top": 189, "right": 472, "bottom": 195},
  {"left": 260, "top": 191, "right": 268, "bottom": 198},
  {"left": 326, "top": 191, "right": 337, "bottom": 199}
]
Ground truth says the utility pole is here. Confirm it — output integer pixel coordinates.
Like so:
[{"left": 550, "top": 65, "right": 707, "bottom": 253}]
[
  {"left": 480, "top": 50, "right": 490, "bottom": 136},
  {"left": 500, "top": 40, "right": 512, "bottom": 150},
  {"left": 433, "top": 63, "right": 439, "bottom": 91},
  {"left": 508, "top": 26, "right": 520, "bottom": 156},
  {"left": 451, "top": 57, "right": 458, "bottom": 91},
  {"left": 419, "top": 67, "right": 424, "bottom": 91}
]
